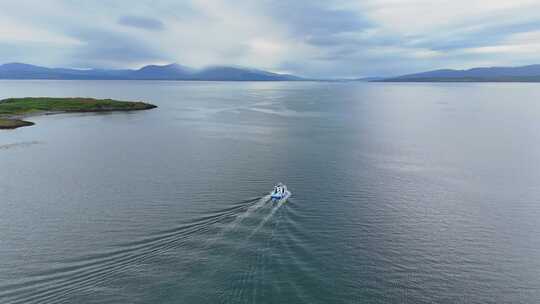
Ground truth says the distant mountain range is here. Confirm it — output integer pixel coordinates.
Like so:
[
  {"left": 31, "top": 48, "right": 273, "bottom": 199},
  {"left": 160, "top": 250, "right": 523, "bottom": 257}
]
[
  {"left": 380, "top": 64, "right": 540, "bottom": 82},
  {"left": 0, "top": 63, "right": 303, "bottom": 81},
  {"left": 7, "top": 62, "right": 540, "bottom": 82}
]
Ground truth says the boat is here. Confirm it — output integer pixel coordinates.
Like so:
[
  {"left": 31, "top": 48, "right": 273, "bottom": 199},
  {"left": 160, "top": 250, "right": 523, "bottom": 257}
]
[{"left": 270, "top": 183, "right": 290, "bottom": 202}]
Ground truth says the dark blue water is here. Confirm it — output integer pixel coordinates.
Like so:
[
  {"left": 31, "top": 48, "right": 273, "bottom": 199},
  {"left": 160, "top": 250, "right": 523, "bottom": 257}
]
[{"left": 1, "top": 81, "right": 540, "bottom": 303}]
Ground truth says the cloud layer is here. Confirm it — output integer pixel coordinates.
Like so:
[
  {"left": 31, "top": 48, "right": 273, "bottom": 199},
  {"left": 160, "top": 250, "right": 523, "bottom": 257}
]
[{"left": 1, "top": 0, "right": 540, "bottom": 77}]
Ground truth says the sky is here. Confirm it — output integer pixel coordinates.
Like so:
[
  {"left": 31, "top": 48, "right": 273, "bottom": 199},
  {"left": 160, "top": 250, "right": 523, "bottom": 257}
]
[{"left": 2, "top": 0, "right": 540, "bottom": 78}]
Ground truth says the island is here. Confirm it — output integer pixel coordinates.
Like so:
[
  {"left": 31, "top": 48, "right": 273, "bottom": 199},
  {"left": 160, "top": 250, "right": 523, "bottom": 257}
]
[{"left": 0, "top": 97, "right": 157, "bottom": 129}]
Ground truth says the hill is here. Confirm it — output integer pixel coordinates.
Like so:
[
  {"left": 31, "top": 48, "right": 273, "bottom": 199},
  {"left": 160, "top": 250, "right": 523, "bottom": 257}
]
[
  {"left": 380, "top": 64, "right": 540, "bottom": 82},
  {"left": 0, "top": 63, "right": 302, "bottom": 81}
]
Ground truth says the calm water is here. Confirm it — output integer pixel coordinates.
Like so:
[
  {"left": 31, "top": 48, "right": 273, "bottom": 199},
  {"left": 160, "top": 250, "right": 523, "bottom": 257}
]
[{"left": 1, "top": 81, "right": 540, "bottom": 303}]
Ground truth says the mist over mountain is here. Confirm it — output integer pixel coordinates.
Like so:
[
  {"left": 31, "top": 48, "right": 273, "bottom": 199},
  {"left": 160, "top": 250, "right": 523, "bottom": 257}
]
[
  {"left": 0, "top": 63, "right": 302, "bottom": 81},
  {"left": 381, "top": 64, "right": 540, "bottom": 82}
]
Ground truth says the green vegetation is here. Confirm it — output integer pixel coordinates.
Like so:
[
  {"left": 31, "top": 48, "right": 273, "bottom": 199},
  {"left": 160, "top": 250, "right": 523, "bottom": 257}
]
[
  {"left": 0, "top": 97, "right": 157, "bottom": 129},
  {"left": 0, "top": 97, "right": 156, "bottom": 116}
]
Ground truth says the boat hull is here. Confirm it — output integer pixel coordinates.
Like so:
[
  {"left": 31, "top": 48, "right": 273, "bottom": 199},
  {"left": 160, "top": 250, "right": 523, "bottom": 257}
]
[{"left": 270, "top": 190, "right": 290, "bottom": 202}]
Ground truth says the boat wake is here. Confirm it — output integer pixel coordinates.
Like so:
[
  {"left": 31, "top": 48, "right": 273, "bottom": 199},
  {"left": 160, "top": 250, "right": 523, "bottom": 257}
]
[
  {"left": 249, "top": 191, "right": 290, "bottom": 239},
  {"left": 201, "top": 194, "right": 271, "bottom": 247},
  {"left": 0, "top": 193, "right": 291, "bottom": 304}
]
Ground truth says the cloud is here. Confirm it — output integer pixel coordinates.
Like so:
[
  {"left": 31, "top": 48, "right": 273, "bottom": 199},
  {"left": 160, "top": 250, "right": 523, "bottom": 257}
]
[
  {"left": 65, "top": 28, "right": 168, "bottom": 68},
  {"left": 266, "top": 1, "right": 370, "bottom": 37},
  {"left": 118, "top": 16, "right": 164, "bottom": 31},
  {"left": 1, "top": 0, "right": 540, "bottom": 77}
]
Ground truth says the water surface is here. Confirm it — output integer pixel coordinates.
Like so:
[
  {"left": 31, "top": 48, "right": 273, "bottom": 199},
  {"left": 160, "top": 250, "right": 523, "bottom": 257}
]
[{"left": 1, "top": 81, "right": 540, "bottom": 303}]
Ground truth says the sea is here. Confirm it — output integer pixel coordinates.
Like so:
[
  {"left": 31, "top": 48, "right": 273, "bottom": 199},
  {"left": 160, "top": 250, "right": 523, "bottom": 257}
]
[{"left": 1, "top": 80, "right": 540, "bottom": 303}]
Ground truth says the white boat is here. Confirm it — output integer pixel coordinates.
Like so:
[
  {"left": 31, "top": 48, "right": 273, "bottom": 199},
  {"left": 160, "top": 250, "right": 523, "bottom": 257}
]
[{"left": 270, "top": 183, "right": 290, "bottom": 202}]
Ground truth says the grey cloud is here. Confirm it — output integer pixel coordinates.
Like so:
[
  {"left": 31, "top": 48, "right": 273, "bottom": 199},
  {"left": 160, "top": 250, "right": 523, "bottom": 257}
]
[
  {"left": 408, "top": 19, "right": 540, "bottom": 52},
  {"left": 65, "top": 28, "right": 167, "bottom": 68},
  {"left": 0, "top": 41, "right": 72, "bottom": 67},
  {"left": 118, "top": 15, "right": 165, "bottom": 31},
  {"left": 260, "top": 1, "right": 397, "bottom": 73},
  {"left": 267, "top": 1, "right": 370, "bottom": 37}
]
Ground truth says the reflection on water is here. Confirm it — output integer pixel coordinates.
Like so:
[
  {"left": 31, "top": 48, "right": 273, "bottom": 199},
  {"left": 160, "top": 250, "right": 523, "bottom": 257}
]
[
  {"left": 0, "top": 196, "right": 285, "bottom": 304},
  {"left": 1, "top": 81, "right": 540, "bottom": 303},
  {"left": 0, "top": 141, "right": 41, "bottom": 150}
]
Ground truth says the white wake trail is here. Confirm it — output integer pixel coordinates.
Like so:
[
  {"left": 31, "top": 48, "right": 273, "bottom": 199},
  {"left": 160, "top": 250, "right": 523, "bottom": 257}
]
[
  {"left": 203, "top": 195, "right": 271, "bottom": 247},
  {"left": 248, "top": 191, "right": 289, "bottom": 239}
]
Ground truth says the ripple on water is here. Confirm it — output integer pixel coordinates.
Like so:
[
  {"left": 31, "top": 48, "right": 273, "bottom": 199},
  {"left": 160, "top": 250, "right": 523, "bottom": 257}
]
[{"left": 0, "top": 195, "right": 296, "bottom": 304}]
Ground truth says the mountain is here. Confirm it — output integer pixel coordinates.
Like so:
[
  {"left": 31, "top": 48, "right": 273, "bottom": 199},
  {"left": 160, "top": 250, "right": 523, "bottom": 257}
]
[
  {"left": 0, "top": 63, "right": 302, "bottom": 81},
  {"left": 131, "top": 63, "right": 194, "bottom": 79},
  {"left": 0, "top": 63, "right": 131, "bottom": 79},
  {"left": 380, "top": 64, "right": 540, "bottom": 82},
  {"left": 194, "top": 66, "right": 301, "bottom": 81}
]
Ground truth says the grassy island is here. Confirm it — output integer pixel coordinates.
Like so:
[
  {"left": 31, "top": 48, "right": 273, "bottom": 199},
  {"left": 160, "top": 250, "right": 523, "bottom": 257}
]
[{"left": 0, "top": 97, "right": 157, "bottom": 129}]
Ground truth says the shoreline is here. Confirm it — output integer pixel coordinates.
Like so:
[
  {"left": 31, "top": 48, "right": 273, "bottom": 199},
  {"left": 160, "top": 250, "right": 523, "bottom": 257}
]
[
  {"left": 0, "top": 118, "right": 35, "bottom": 129},
  {"left": 0, "top": 97, "right": 157, "bottom": 129}
]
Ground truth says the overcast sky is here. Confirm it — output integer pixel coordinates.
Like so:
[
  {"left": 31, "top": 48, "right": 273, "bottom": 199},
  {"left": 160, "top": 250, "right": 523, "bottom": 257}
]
[{"left": 2, "top": 0, "right": 540, "bottom": 77}]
